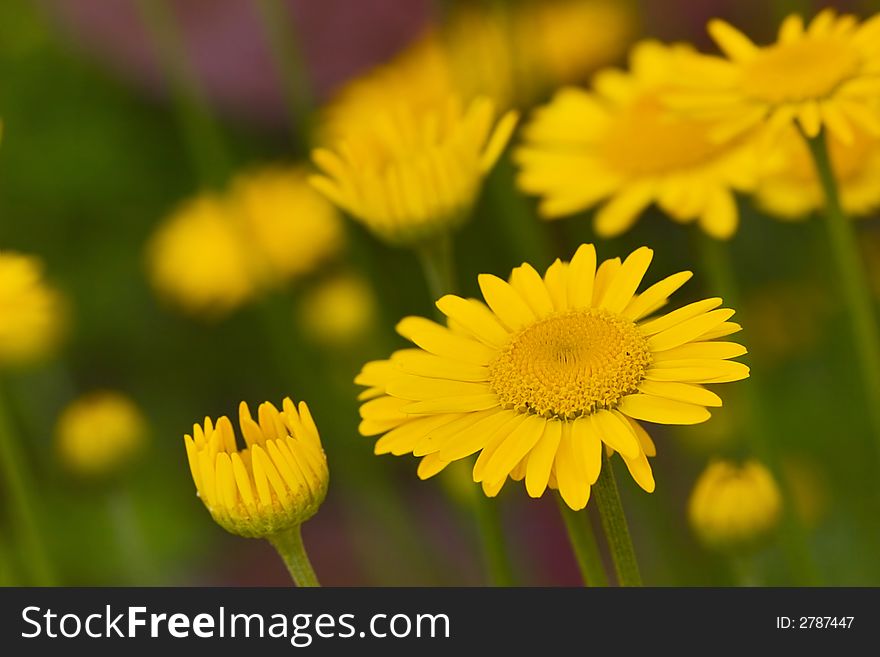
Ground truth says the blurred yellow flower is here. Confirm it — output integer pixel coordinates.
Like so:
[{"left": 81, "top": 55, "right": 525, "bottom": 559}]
[
  {"left": 670, "top": 10, "right": 880, "bottom": 144},
  {"left": 230, "top": 167, "right": 345, "bottom": 283},
  {"left": 757, "top": 126, "right": 880, "bottom": 219},
  {"left": 516, "top": 41, "right": 763, "bottom": 239},
  {"left": 311, "top": 96, "right": 518, "bottom": 245},
  {"left": 689, "top": 460, "right": 782, "bottom": 549},
  {"left": 0, "top": 252, "right": 65, "bottom": 366},
  {"left": 298, "top": 273, "right": 377, "bottom": 347},
  {"left": 184, "top": 398, "right": 328, "bottom": 538},
  {"left": 318, "top": 0, "right": 632, "bottom": 147},
  {"left": 356, "top": 244, "right": 749, "bottom": 510},
  {"left": 147, "top": 194, "right": 261, "bottom": 317},
  {"left": 56, "top": 391, "right": 147, "bottom": 478}
]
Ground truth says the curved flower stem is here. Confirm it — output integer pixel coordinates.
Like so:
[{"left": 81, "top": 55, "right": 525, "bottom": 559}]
[
  {"left": 593, "top": 453, "right": 642, "bottom": 586},
  {"left": 416, "top": 232, "right": 516, "bottom": 586},
  {"left": 805, "top": 130, "right": 880, "bottom": 461},
  {"left": 254, "top": 0, "right": 315, "bottom": 153},
  {"left": 556, "top": 497, "right": 608, "bottom": 587},
  {"left": 0, "top": 377, "right": 54, "bottom": 585},
  {"left": 269, "top": 525, "right": 321, "bottom": 587},
  {"left": 696, "top": 234, "right": 820, "bottom": 585}
]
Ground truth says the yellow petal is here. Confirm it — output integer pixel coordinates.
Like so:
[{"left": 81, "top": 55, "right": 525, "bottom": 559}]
[
  {"left": 435, "top": 295, "right": 509, "bottom": 347},
  {"left": 638, "top": 298, "right": 722, "bottom": 335},
  {"left": 599, "top": 246, "right": 654, "bottom": 313},
  {"left": 622, "top": 271, "right": 693, "bottom": 320},
  {"left": 618, "top": 394, "right": 711, "bottom": 425},
  {"left": 417, "top": 453, "right": 450, "bottom": 480},
  {"left": 646, "top": 308, "right": 736, "bottom": 351},
  {"left": 651, "top": 341, "right": 746, "bottom": 361},
  {"left": 403, "top": 393, "right": 501, "bottom": 414},
  {"left": 393, "top": 349, "right": 489, "bottom": 382},
  {"left": 439, "top": 409, "right": 519, "bottom": 461},
  {"left": 478, "top": 274, "right": 536, "bottom": 331},
  {"left": 592, "top": 257, "right": 621, "bottom": 306},
  {"left": 638, "top": 380, "right": 723, "bottom": 407},
  {"left": 397, "top": 316, "right": 496, "bottom": 365},
  {"left": 591, "top": 409, "right": 641, "bottom": 459},
  {"left": 566, "top": 244, "right": 597, "bottom": 309},
  {"left": 593, "top": 184, "right": 654, "bottom": 237},
  {"left": 525, "top": 419, "right": 563, "bottom": 497},
  {"left": 708, "top": 19, "right": 758, "bottom": 61},
  {"left": 374, "top": 414, "right": 461, "bottom": 456},
  {"left": 571, "top": 417, "right": 602, "bottom": 484},
  {"left": 554, "top": 422, "right": 590, "bottom": 510},
  {"left": 509, "top": 263, "right": 554, "bottom": 318},
  {"left": 386, "top": 375, "right": 492, "bottom": 401},
  {"left": 479, "top": 415, "right": 547, "bottom": 484},
  {"left": 621, "top": 451, "right": 655, "bottom": 493},
  {"left": 543, "top": 258, "right": 569, "bottom": 311}
]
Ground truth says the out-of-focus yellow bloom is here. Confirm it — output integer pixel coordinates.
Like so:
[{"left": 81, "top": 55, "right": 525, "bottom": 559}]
[
  {"left": 318, "top": 1, "right": 632, "bottom": 146},
  {"left": 184, "top": 398, "right": 328, "bottom": 538},
  {"left": 147, "top": 194, "right": 261, "bottom": 317},
  {"left": 0, "top": 252, "right": 65, "bottom": 366},
  {"left": 311, "top": 96, "right": 518, "bottom": 245},
  {"left": 757, "top": 126, "right": 880, "bottom": 219},
  {"left": 689, "top": 460, "right": 782, "bottom": 549},
  {"left": 56, "top": 391, "right": 147, "bottom": 478},
  {"left": 356, "top": 244, "right": 749, "bottom": 510},
  {"left": 230, "top": 167, "right": 345, "bottom": 283},
  {"left": 298, "top": 273, "right": 377, "bottom": 347},
  {"left": 513, "top": 0, "right": 635, "bottom": 92},
  {"left": 669, "top": 10, "right": 880, "bottom": 144},
  {"left": 516, "top": 41, "right": 764, "bottom": 239}
]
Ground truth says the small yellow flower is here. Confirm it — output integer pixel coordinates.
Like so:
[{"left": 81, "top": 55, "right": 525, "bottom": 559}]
[
  {"left": 56, "top": 391, "right": 147, "bottom": 478},
  {"left": 229, "top": 167, "right": 345, "bottom": 283},
  {"left": 311, "top": 96, "right": 518, "bottom": 245},
  {"left": 184, "top": 398, "right": 328, "bottom": 538},
  {"left": 298, "top": 273, "right": 377, "bottom": 347},
  {"left": 757, "top": 126, "right": 880, "bottom": 219},
  {"left": 0, "top": 252, "right": 65, "bottom": 366},
  {"left": 516, "top": 41, "right": 763, "bottom": 239},
  {"left": 147, "top": 194, "right": 261, "bottom": 317},
  {"left": 689, "top": 460, "right": 782, "bottom": 549},
  {"left": 669, "top": 9, "right": 880, "bottom": 144},
  {"left": 356, "top": 244, "right": 749, "bottom": 510}
]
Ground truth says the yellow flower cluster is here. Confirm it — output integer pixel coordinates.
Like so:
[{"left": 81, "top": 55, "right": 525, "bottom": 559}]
[
  {"left": 0, "top": 252, "right": 65, "bottom": 366},
  {"left": 517, "top": 9, "right": 880, "bottom": 233},
  {"left": 147, "top": 166, "right": 344, "bottom": 316}
]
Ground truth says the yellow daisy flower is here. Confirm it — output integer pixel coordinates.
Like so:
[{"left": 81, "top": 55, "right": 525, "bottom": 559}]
[
  {"left": 756, "top": 125, "right": 880, "bottom": 219},
  {"left": 229, "top": 166, "right": 345, "bottom": 284},
  {"left": 688, "top": 459, "right": 782, "bottom": 549},
  {"left": 0, "top": 252, "right": 65, "bottom": 366},
  {"left": 356, "top": 244, "right": 749, "bottom": 510},
  {"left": 298, "top": 273, "right": 377, "bottom": 347},
  {"left": 516, "top": 41, "right": 763, "bottom": 239},
  {"left": 670, "top": 9, "right": 880, "bottom": 144},
  {"left": 147, "top": 194, "right": 261, "bottom": 317},
  {"left": 184, "top": 398, "right": 328, "bottom": 538},
  {"left": 310, "top": 96, "right": 518, "bottom": 246},
  {"left": 56, "top": 391, "right": 147, "bottom": 478}
]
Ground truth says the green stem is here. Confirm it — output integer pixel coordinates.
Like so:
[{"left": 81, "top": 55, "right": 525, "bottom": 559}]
[
  {"left": 135, "top": 0, "right": 230, "bottom": 188},
  {"left": 0, "top": 377, "right": 54, "bottom": 585},
  {"left": 696, "top": 233, "right": 820, "bottom": 585},
  {"left": 254, "top": 0, "right": 315, "bottom": 153},
  {"left": 269, "top": 525, "right": 320, "bottom": 587},
  {"left": 470, "top": 485, "right": 515, "bottom": 586},
  {"left": 805, "top": 130, "right": 880, "bottom": 462},
  {"left": 556, "top": 497, "right": 608, "bottom": 587},
  {"left": 593, "top": 453, "right": 642, "bottom": 586},
  {"left": 415, "top": 232, "right": 516, "bottom": 586},
  {"left": 415, "top": 233, "right": 456, "bottom": 301}
]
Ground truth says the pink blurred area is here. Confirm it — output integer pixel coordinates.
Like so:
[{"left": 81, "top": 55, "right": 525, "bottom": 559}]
[{"left": 37, "top": 0, "right": 432, "bottom": 129}]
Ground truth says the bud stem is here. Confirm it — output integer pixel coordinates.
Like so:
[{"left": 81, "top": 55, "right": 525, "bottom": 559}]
[{"left": 269, "top": 525, "right": 321, "bottom": 587}]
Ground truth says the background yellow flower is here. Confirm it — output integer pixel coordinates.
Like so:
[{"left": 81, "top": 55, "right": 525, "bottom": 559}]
[
  {"left": 0, "top": 252, "right": 65, "bottom": 366},
  {"left": 516, "top": 41, "right": 763, "bottom": 239}
]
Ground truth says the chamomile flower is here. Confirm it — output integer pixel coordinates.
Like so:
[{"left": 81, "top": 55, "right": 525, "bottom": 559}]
[{"left": 357, "top": 244, "right": 749, "bottom": 510}]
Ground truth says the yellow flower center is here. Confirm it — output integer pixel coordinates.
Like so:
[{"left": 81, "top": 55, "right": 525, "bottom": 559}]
[
  {"left": 742, "top": 39, "right": 860, "bottom": 103},
  {"left": 601, "top": 93, "right": 733, "bottom": 175},
  {"left": 488, "top": 309, "right": 652, "bottom": 419}
]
